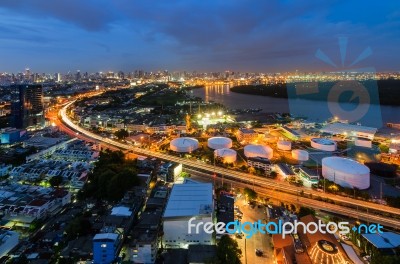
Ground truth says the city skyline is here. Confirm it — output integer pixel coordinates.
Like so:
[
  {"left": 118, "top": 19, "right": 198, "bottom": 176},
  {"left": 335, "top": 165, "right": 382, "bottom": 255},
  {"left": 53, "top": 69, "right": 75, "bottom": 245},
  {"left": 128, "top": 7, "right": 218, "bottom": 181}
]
[{"left": 0, "top": 1, "right": 400, "bottom": 73}]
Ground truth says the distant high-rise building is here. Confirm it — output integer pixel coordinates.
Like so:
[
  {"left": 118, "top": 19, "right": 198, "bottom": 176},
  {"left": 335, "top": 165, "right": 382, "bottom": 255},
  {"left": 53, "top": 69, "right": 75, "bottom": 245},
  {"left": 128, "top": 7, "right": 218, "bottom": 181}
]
[
  {"left": 76, "top": 70, "right": 81, "bottom": 81},
  {"left": 24, "top": 68, "right": 32, "bottom": 82},
  {"left": 11, "top": 84, "right": 44, "bottom": 129},
  {"left": 57, "top": 73, "right": 62, "bottom": 82}
]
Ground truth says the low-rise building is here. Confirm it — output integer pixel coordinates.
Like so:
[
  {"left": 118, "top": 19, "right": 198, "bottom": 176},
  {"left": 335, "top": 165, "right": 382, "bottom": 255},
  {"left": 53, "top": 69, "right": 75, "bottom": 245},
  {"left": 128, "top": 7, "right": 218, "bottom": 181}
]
[
  {"left": 361, "top": 232, "right": 400, "bottom": 256},
  {"left": 0, "top": 164, "right": 11, "bottom": 177},
  {"left": 187, "top": 244, "right": 217, "bottom": 264},
  {"left": 321, "top": 122, "right": 377, "bottom": 140},
  {"left": 281, "top": 126, "right": 301, "bottom": 140},
  {"left": 93, "top": 233, "right": 120, "bottom": 264},
  {"left": 163, "top": 182, "right": 214, "bottom": 248},
  {"left": 276, "top": 163, "right": 296, "bottom": 178},
  {"left": 247, "top": 157, "right": 272, "bottom": 172},
  {"left": 0, "top": 184, "right": 70, "bottom": 224},
  {"left": 159, "top": 162, "right": 182, "bottom": 182},
  {"left": 236, "top": 128, "right": 258, "bottom": 144},
  {"left": 0, "top": 229, "right": 19, "bottom": 257},
  {"left": 131, "top": 210, "right": 162, "bottom": 264},
  {"left": 0, "top": 128, "right": 27, "bottom": 145},
  {"left": 297, "top": 167, "right": 319, "bottom": 187}
]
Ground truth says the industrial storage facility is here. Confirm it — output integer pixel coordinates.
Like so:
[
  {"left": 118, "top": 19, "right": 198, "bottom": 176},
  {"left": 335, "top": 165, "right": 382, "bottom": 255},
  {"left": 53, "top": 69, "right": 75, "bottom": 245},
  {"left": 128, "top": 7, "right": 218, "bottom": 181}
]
[
  {"left": 322, "top": 157, "right": 370, "bottom": 189},
  {"left": 170, "top": 137, "right": 199, "bottom": 153},
  {"left": 292, "top": 149, "right": 309, "bottom": 161},
  {"left": 207, "top": 137, "right": 233, "bottom": 149},
  {"left": 311, "top": 138, "right": 337, "bottom": 151},
  {"left": 277, "top": 140, "right": 292, "bottom": 151},
  {"left": 214, "top": 148, "right": 237, "bottom": 163},
  {"left": 244, "top": 144, "right": 273, "bottom": 159}
]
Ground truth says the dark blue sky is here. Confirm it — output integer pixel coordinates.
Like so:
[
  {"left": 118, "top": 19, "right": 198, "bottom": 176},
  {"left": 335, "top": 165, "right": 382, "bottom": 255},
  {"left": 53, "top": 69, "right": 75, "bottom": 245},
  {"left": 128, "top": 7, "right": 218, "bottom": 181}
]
[{"left": 0, "top": 0, "right": 399, "bottom": 73}]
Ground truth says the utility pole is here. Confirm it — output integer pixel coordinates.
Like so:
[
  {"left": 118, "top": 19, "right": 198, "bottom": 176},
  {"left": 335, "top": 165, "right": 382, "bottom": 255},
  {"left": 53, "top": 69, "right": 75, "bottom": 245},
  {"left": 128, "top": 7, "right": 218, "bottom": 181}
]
[
  {"left": 245, "top": 238, "right": 247, "bottom": 264},
  {"left": 213, "top": 154, "right": 216, "bottom": 187}
]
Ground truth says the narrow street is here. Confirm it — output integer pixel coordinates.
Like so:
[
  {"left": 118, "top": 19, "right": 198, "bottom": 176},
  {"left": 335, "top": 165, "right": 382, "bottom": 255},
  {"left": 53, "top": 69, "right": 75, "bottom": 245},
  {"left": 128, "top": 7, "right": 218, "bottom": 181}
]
[{"left": 235, "top": 196, "right": 275, "bottom": 264}]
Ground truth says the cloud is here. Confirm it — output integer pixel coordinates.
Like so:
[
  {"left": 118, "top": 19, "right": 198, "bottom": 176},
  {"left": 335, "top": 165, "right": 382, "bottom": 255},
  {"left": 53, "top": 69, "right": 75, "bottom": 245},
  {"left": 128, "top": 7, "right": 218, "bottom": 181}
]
[
  {"left": 0, "top": 0, "right": 118, "bottom": 31},
  {"left": 0, "top": 0, "right": 399, "bottom": 72}
]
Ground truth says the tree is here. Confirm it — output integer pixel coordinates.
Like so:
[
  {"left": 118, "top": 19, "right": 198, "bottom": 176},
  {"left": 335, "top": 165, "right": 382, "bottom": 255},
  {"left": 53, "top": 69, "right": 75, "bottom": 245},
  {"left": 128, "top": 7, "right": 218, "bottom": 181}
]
[
  {"left": 379, "top": 144, "right": 389, "bottom": 154},
  {"left": 371, "top": 253, "right": 400, "bottom": 264},
  {"left": 49, "top": 175, "right": 63, "bottom": 187},
  {"left": 216, "top": 235, "right": 242, "bottom": 264},
  {"left": 114, "top": 129, "right": 129, "bottom": 140},
  {"left": 79, "top": 150, "right": 139, "bottom": 202},
  {"left": 269, "top": 171, "right": 278, "bottom": 179},
  {"left": 181, "top": 171, "right": 191, "bottom": 178},
  {"left": 243, "top": 187, "right": 257, "bottom": 201},
  {"left": 65, "top": 216, "right": 92, "bottom": 240},
  {"left": 298, "top": 206, "right": 315, "bottom": 218}
]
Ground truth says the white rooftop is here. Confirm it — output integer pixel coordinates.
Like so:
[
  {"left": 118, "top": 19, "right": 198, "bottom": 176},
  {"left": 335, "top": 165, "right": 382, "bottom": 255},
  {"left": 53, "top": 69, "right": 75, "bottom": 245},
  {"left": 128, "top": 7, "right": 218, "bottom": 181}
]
[
  {"left": 321, "top": 123, "right": 377, "bottom": 135},
  {"left": 163, "top": 182, "right": 213, "bottom": 218}
]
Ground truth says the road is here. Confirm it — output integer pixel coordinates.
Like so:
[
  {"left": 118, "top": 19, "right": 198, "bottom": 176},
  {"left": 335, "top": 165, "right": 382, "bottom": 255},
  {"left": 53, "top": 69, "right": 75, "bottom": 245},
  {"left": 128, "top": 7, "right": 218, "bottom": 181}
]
[
  {"left": 235, "top": 197, "right": 273, "bottom": 264},
  {"left": 59, "top": 101, "right": 400, "bottom": 229}
]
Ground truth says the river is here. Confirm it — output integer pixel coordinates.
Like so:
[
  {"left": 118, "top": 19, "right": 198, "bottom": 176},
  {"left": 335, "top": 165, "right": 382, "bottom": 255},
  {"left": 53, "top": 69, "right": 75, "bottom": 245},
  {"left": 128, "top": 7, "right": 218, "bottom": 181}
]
[{"left": 191, "top": 84, "right": 400, "bottom": 125}]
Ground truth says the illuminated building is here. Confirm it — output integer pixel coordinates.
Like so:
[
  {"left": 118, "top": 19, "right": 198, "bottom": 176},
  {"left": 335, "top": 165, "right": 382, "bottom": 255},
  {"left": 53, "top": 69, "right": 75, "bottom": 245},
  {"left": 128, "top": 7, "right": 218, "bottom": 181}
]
[
  {"left": 11, "top": 84, "right": 44, "bottom": 129},
  {"left": 162, "top": 182, "right": 213, "bottom": 248},
  {"left": 93, "top": 233, "right": 120, "bottom": 264},
  {"left": 236, "top": 128, "right": 258, "bottom": 144},
  {"left": 298, "top": 215, "right": 350, "bottom": 264}
]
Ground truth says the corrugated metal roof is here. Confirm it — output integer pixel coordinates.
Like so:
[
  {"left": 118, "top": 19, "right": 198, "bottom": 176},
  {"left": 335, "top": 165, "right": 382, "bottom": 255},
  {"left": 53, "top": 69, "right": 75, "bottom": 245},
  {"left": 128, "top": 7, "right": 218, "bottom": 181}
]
[{"left": 163, "top": 183, "right": 213, "bottom": 218}]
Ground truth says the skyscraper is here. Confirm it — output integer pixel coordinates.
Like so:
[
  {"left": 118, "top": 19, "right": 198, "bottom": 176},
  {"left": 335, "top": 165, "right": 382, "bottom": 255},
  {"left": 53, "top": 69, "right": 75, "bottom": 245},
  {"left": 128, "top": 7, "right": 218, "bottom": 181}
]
[{"left": 11, "top": 84, "right": 44, "bottom": 129}]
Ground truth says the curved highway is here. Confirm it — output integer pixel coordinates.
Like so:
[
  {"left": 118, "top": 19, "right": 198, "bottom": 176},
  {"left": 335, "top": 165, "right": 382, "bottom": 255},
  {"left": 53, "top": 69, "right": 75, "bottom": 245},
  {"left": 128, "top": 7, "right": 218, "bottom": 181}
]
[{"left": 60, "top": 101, "right": 400, "bottom": 229}]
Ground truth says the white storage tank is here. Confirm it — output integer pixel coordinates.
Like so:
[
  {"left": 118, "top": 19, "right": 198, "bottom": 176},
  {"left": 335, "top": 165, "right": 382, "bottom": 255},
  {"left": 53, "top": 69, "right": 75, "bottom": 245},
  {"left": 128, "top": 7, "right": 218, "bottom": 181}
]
[
  {"left": 208, "top": 137, "right": 233, "bottom": 149},
  {"left": 170, "top": 137, "right": 199, "bottom": 153},
  {"left": 214, "top": 148, "right": 237, "bottom": 163},
  {"left": 277, "top": 140, "right": 292, "bottom": 151},
  {"left": 291, "top": 149, "right": 309, "bottom": 161},
  {"left": 244, "top": 144, "right": 273, "bottom": 159},
  {"left": 311, "top": 138, "right": 337, "bottom": 151},
  {"left": 322, "top": 157, "right": 370, "bottom": 190}
]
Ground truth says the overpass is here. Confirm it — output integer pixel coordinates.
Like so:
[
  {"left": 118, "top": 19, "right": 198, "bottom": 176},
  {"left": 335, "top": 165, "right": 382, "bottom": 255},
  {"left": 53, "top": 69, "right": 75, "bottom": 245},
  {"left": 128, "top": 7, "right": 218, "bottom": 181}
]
[{"left": 60, "top": 101, "right": 400, "bottom": 229}]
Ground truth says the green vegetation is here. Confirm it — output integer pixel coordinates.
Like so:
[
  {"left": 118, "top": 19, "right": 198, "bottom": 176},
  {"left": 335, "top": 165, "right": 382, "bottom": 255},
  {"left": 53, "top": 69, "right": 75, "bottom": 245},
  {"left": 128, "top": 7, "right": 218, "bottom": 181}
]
[
  {"left": 365, "top": 162, "right": 397, "bottom": 177},
  {"left": 243, "top": 187, "right": 257, "bottom": 201},
  {"left": 64, "top": 216, "right": 92, "bottom": 240},
  {"left": 216, "top": 235, "right": 242, "bottom": 264},
  {"left": 269, "top": 171, "right": 278, "bottom": 179},
  {"left": 298, "top": 206, "right": 315, "bottom": 218},
  {"left": 79, "top": 150, "right": 140, "bottom": 202},
  {"left": 49, "top": 175, "right": 63, "bottom": 187},
  {"left": 385, "top": 196, "right": 400, "bottom": 209},
  {"left": 379, "top": 143, "right": 389, "bottom": 153},
  {"left": 317, "top": 179, "right": 370, "bottom": 200},
  {"left": 230, "top": 79, "right": 400, "bottom": 106},
  {"left": 115, "top": 128, "right": 129, "bottom": 140},
  {"left": 287, "top": 176, "right": 303, "bottom": 186},
  {"left": 230, "top": 83, "right": 287, "bottom": 98},
  {"left": 137, "top": 88, "right": 187, "bottom": 106},
  {"left": 0, "top": 146, "right": 37, "bottom": 166},
  {"left": 180, "top": 171, "right": 191, "bottom": 178},
  {"left": 371, "top": 252, "right": 400, "bottom": 264}
]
